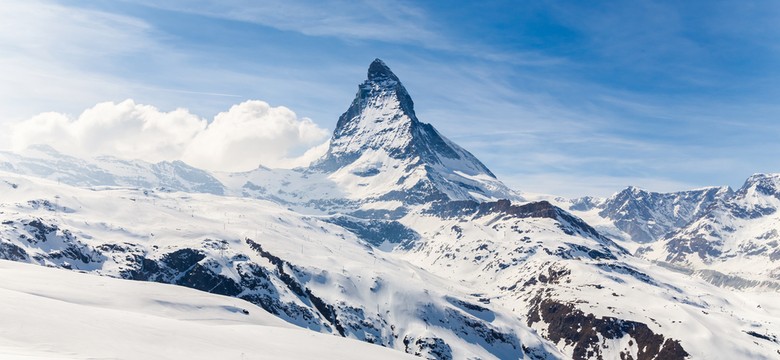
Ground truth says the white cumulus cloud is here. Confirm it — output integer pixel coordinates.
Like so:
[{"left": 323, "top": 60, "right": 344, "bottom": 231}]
[
  {"left": 11, "top": 99, "right": 331, "bottom": 171},
  {"left": 12, "top": 100, "right": 207, "bottom": 163},
  {"left": 182, "top": 100, "right": 330, "bottom": 171}
]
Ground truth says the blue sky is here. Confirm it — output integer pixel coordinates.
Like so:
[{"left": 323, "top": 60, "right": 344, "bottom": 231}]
[{"left": 1, "top": 0, "right": 779, "bottom": 197}]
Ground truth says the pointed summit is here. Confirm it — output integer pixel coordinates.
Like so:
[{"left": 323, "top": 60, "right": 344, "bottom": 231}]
[
  {"left": 367, "top": 58, "right": 399, "bottom": 82},
  {"left": 311, "top": 59, "right": 518, "bottom": 205},
  {"left": 318, "top": 59, "right": 421, "bottom": 169},
  {"left": 317, "top": 58, "right": 487, "bottom": 176}
]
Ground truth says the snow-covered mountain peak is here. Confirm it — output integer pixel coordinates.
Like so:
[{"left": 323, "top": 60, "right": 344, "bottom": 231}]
[
  {"left": 639, "top": 173, "right": 780, "bottom": 289},
  {"left": 367, "top": 58, "right": 401, "bottom": 83},
  {"left": 625, "top": 185, "right": 643, "bottom": 194},
  {"left": 3, "top": 60, "right": 519, "bottom": 212},
  {"left": 738, "top": 173, "right": 780, "bottom": 198},
  {"left": 311, "top": 59, "right": 517, "bottom": 205},
  {"left": 318, "top": 58, "right": 421, "bottom": 169},
  {"left": 318, "top": 58, "right": 494, "bottom": 175}
]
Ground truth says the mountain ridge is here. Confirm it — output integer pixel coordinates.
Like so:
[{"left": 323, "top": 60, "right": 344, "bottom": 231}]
[{"left": 639, "top": 173, "right": 780, "bottom": 290}]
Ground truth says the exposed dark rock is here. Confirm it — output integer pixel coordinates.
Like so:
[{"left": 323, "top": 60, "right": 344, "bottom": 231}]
[
  {"left": 161, "top": 248, "right": 206, "bottom": 272},
  {"left": 0, "top": 240, "right": 28, "bottom": 261},
  {"left": 528, "top": 296, "right": 688, "bottom": 360},
  {"left": 326, "top": 216, "right": 418, "bottom": 248},
  {"left": 725, "top": 202, "right": 776, "bottom": 219},
  {"left": 27, "top": 199, "right": 74, "bottom": 213},
  {"left": 403, "top": 336, "right": 453, "bottom": 360},
  {"left": 595, "top": 186, "right": 729, "bottom": 243},
  {"left": 379, "top": 177, "right": 451, "bottom": 205},
  {"left": 175, "top": 259, "right": 242, "bottom": 296},
  {"left": 246, "top": 239, "right": 306, "bottom": 296},
  {"left": 352, "top": 168, "right": 380, "bottom": 177},
  {"left": 595, "top": 263, "right": 656, "bottom": 286},
  {"left": 311, "top": 59, "right": 503, "bottom": 205},
  {"left": 566, "top": 243, "right": 616, "bottom": 260},
  {"left": 532, "top": 264, "right": 572, "bottom": 286},
  {"left": 242, "top": 181, "right": 267, "bottom": 193},
  {"left": 13, "top": 219, "right": 104, "bottom": 267},
  {"left": 429, "top": 200, "right": 625, "bottom": 257},
  {"left": 23, "top": 219, "right": 58, "bottom": 243},
  {"left": 569, "top": 196, "right": 599, "bottom": 211},
  {"left": 664, "top": 236, "right": 722, "bottom": 262},
  {"left": 745, "top": 330, "right": 778, "bottom": 343},
  {"left": 246, "top": 238, "right": 344, "bottom": 334}
]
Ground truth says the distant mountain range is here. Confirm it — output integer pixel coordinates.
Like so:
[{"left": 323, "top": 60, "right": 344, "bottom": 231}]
[{"left": 1, "top": 59, "right": 779, "bottom": 359}]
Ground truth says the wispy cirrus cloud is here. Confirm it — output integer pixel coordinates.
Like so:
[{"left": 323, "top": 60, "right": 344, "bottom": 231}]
[
  {"left": 117, "top": 0, "right": 563, "bottom": 67},
  {"left": 123, "top": 0, "right": 445, "bottom": 47},
  {"left": 0, "top": 0, "right": 164, "bottom": 121}
]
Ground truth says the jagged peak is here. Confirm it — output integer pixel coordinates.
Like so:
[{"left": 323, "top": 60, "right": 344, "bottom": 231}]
[
  {"left": 745, "top": 173, "right": 780, "bottom": 183},
  {"left": 318, "top": 59, "right": 495, "bottom": 174},
  {"left": 626, "top": 185, "right": 646, "bottom": 194},
  {"left": 611, "top": 185, "right": 646, "bottom": 198},
  {"left": 367, "top": 58, "right": 399, "bottom": 83},
  {"left": 739, "top": 173, "right": 780, "bottom": 196},
  {"left": 320, "top": 59, "right": 417, "bottom": 164},
  {"left": 310, "top": 58, "right": 511, "bottom": 203},
  {"left": 615, "top": 184, "right": 730, "bottom": 199}
]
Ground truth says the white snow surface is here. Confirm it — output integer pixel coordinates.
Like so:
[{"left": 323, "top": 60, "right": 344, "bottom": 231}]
[
  {"left": 395, "top": 205, "right": 780, "bottom": 359},
  {"left": 3, "top": 163, "right": 780, "bottom": 358},
  {"left": 0, "top": 171, "right": 562, "bottom": 360},
  {"left": 0, "top": 260, "right": 417, "bottom": 360}
]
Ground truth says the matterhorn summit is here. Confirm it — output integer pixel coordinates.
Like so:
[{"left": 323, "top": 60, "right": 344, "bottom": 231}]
[{"left": 315, "top": 59, "right": 518, "bottom": 205}]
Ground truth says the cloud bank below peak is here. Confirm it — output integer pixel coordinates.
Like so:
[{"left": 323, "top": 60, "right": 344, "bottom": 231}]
[{"left": 11, "top": 99, "right": 330, "bottom": 172}]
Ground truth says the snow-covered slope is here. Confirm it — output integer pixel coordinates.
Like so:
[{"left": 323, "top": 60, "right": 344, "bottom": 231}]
[
  {"left": 4, "top": 170, "right": 779, "bottom": 359},
  {"left": 641, "top": 173, "right": 780, "bottom": 290},
  {"left": 0, "top": 144, "right": 224, "bottom": 195},
  {"left": 394, "top": 199, "right": 780, "bottom": 359},
  {"left": 0, "top": 172, "right": 561, "bottom": 360},
  {"left": 0, "top": 259, "right": 417, "bottom": 360}
]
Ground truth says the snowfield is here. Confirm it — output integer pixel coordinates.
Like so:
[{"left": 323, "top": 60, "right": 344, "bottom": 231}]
[
  {"left": 0, "top": 260, "right": 417, "bottom": 360},
  {"left": 0, "top": 171, "right": 561, "bottom": 359}
]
